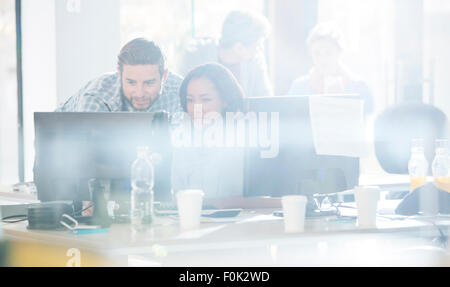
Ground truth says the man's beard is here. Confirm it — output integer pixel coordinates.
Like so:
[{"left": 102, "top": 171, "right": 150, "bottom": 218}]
[{"left": 120, "top": 86, "right": 160, "bottom": 111}]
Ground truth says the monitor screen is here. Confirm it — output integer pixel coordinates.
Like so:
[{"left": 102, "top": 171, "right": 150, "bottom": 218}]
[
  {"left": 243, "top": 95, "right": 359, "bottom": 198},
  {"left": 33, "top": 112, "right": 172, "bottom": 203}
]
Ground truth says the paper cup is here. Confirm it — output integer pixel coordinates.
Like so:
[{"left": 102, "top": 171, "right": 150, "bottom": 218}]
[
  {"left": 281, "top": 195, "right": 308, "bottom": 233},
  {"left": 176, "top": 189, "right": 204, "bottom": 230},
  {"left": 353, "top": 186, "right": 380, "bottom": 228}
]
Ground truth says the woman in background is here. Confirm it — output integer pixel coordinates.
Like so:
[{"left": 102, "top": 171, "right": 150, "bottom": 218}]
[{"left": 288, "top": 22, "right": 374, "bottom": 116}]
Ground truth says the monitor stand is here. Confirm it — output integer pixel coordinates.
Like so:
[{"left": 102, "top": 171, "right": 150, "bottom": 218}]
[{"left": 74, "top": 179, "right": 112, "bottom": 227}]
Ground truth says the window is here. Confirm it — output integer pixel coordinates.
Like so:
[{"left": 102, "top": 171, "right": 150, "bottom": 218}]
[
  {"left": 120, "top": 0, "right": 266, "bottom": 73},
  {"left": 424, "top": 0, "right": 450, "bottom": 118},
  {"left": 193, "top": 0, "right": 265, "bottom": 38},
  {"left": 317, "top": 0, "right": 397, "bottom": 182},
  {"left": 0, "top": 0, "right": 18, "bottom": 185},
  {"left": 120, "top": 0, "right": 192, "bottom": 72},
  {"left": 318, "top": 0, "right": 396, "bottom": 114}
]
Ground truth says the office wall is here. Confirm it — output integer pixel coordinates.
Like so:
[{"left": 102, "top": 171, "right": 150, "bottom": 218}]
[
  {"left": 21, "top": 0, "right": 121, "bottom": 181},
  {"left": 423, "top": 1, "right": 450, "bottom": 119},
  {"left": 394, "top": 0, "right": 424, "bottom": 103},
  {"left": 22, "top": 0, "right": 58, "bottom": 181},
  {"left": 317, "top": 0, "right": 396, "bottom": 112},
  {"left": 269, "top": 0, "right": 317, "bottom": 95},
  {"left": 55, "top": 0, "right": 121, "bottom": 105},
  {"left": 0, "top": 0, "right": 18, "bottom": 185}
]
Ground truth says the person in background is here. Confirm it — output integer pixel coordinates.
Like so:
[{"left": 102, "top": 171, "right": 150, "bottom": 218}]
[
  {"left": 57, "top": 38, "right": 183, "bottom": 115},
  {"left": 172, "top": 63, "right": 280, "bottom": 209},
  {"left": 288, "top": 22, "right": 374, "bottom": 116},
  {"left": 178, "top": 10, "right": 273, "bottom": 98}
]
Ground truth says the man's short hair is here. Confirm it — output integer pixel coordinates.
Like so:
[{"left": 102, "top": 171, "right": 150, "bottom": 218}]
[
  {"left": 307, "top": 22, "right": 346, "bottom": 51},
  {"left": 219, "top": 10, "right": 271, "bottom": 49},
  {"left": 117, "top": 38, "right": 166, "bottom": 77}
]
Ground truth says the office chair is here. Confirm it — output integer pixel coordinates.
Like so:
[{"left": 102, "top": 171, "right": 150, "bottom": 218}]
[
  {"left": 374, "top": 103, "right": 449, "bottom": 175},
  {"left": 373, "top": 103, "right": 450, "bottom": 215}
]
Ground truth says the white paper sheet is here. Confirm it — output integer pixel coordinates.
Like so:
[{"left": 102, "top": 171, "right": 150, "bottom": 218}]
[{"left": 309, "top": 95, "right": 367, "bottom": 157}]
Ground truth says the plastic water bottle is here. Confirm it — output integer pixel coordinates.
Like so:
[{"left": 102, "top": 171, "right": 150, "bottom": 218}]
[
  {"left": 408, "top": 139, "right": 428, "bottom": 192},
  {"left": 432, "top": 139, "right": 450, "bottom": 192},
  {"left": 130, "top": 146, "right": 154, "bottom": 232}
]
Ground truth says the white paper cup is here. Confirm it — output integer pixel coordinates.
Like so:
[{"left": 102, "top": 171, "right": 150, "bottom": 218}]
[
  {"left": 353, "top": 186, "right": 380, "bottom": 228},
  {"left": 281, "top": 195, "right": 308, "bottom": 233},
  {"left": 176, "top": 189, "right": 204, "bottom": 230}
]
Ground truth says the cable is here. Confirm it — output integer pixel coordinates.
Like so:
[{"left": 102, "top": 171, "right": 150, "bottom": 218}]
[
  {"left": 1, "top": 214, "right": 28, "bottom": 223},
  {"left": 1, "top": 203, "right": 94, "bottom": 224},
  {"left": 77, "top": 203, "right": 95, "bottom": 214}
]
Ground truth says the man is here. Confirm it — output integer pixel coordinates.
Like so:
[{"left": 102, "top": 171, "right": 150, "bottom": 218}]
[
  {"left": 288, "top": 22, "right": 373, "bottom": 116},
  {"left": 57, "top": 38, "right": 182, "bottom": 114},
  {"left": 50, "top": 38, "right": 182, "bottom": 212},
  {"left": 178, "top": 10, "right": 273, "bottom": 98}
]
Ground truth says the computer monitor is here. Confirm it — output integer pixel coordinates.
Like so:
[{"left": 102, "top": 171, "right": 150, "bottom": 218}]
[
  {"left": 243, "top": 95, "right": 359, "bottom": 199},
  {"left": 33, "top": 112, "right": 172, "bottom": 203}
]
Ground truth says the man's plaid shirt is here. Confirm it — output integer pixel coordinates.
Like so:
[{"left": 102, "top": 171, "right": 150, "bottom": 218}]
[{"left": 56, "top": 71, "right": 183, "bottom": 114}]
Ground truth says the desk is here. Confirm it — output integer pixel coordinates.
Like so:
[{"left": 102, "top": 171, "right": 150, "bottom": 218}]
[{"left": 2, "top": 205, "right": 450, "bottom": 267}]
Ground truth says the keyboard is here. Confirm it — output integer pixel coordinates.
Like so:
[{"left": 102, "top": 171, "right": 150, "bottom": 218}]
[
  {"left": 154, "top": 202, "right": 242, "bottom": 218},
  {"left": 273, "top": 208, "right": 340, "bottom": 218},
  {"left": 155, "top": 201, "right": 216, "bottom": 211}
]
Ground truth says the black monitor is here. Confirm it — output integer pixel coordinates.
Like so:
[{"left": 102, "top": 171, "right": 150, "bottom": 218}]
[
  {"left": 33, "top": 112, "right": 172, "bottom": 203},
  {"left": 243, "top": 95, "right": 359, "bottom": 200}
]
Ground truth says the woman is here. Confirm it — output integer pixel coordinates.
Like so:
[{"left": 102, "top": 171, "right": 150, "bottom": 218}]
[
  {"left": 288, "top": 22, "right": 374, "bottom": 116},
  {"left": 172, "top": 63, "right": 280, "bottom": 209},
  {"left": 180, "top": 62, "right": 245, "bottom": 120}
]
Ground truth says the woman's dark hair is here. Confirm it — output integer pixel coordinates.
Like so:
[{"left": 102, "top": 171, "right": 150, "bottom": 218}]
[{"left": 179, "top": 63, "right": 245, "bottom": 113}]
